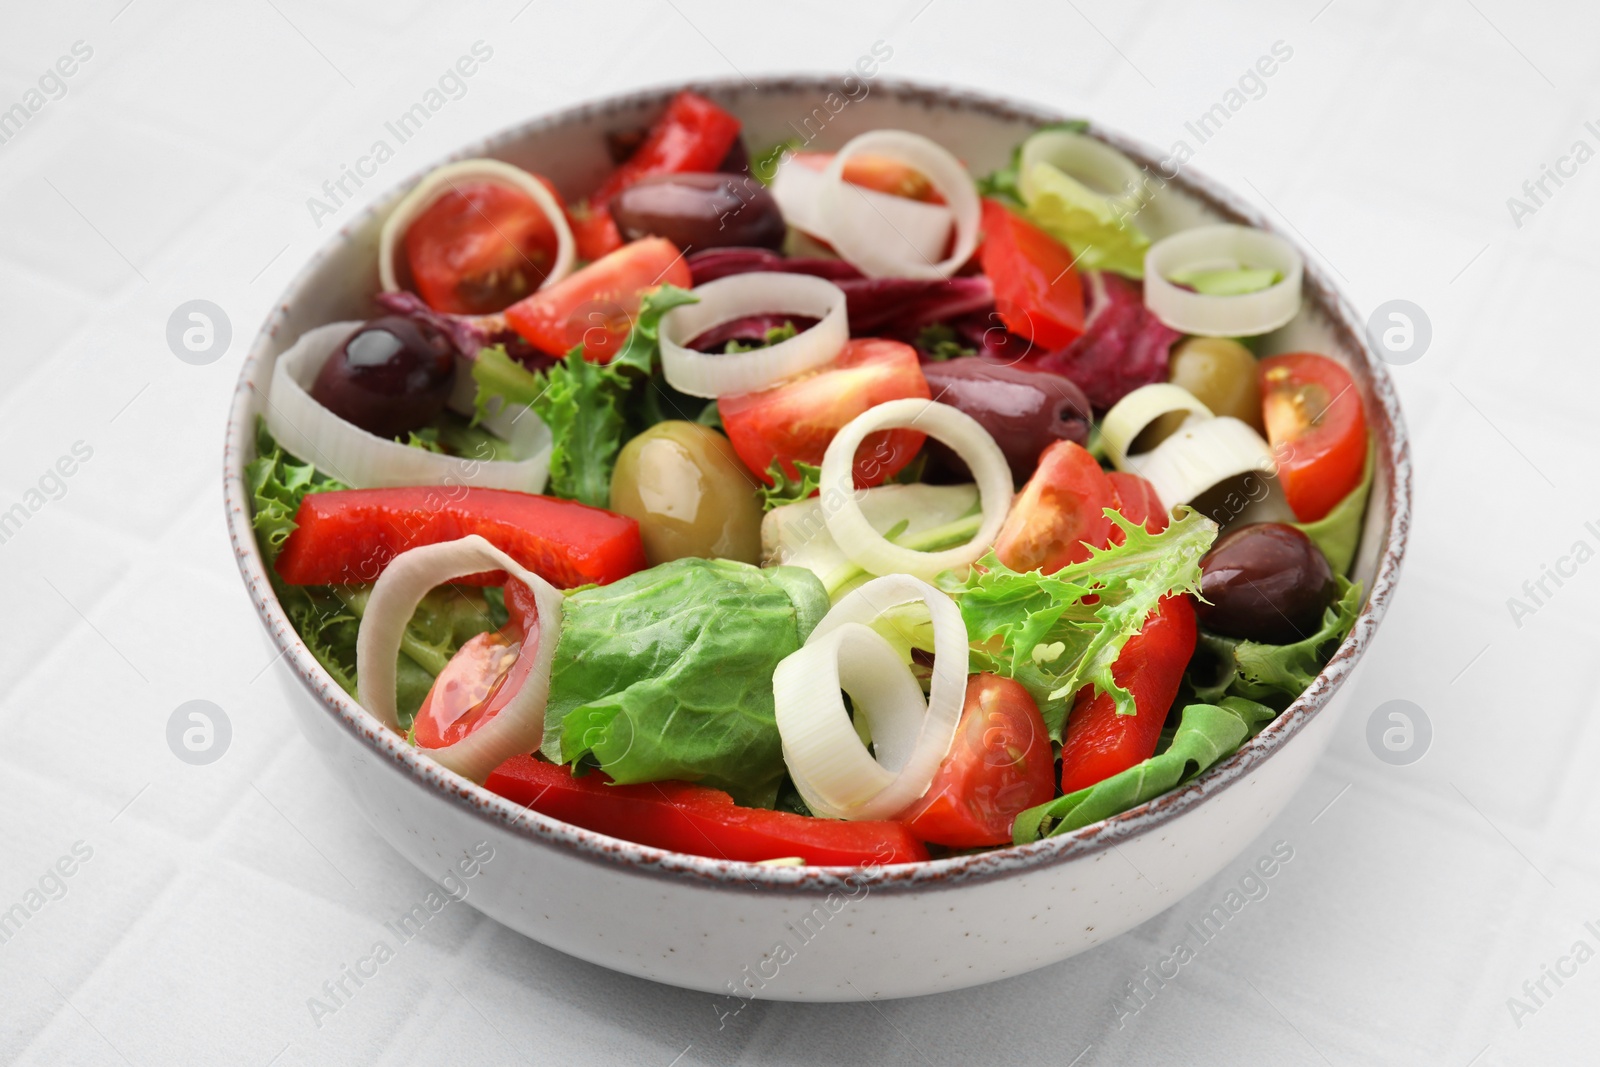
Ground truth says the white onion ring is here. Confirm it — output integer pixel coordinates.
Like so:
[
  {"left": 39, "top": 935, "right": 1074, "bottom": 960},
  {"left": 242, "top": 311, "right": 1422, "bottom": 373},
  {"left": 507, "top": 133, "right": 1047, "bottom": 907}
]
[
  {"left": 814, "top": 131, "right": 981, "bottom": 279},
  {"left": 771, "top": 158, "right": 955, "bottom": 270},
  {"left": 820, "top": 399, "right": 1011, "bottom": 580},
  {"left": 1124, "top": 416, "right": 1278, "bottom": 508},
  {"left": 265, "top": 322, "right": 552, "bottom": 491},
  {"left": 377, "top": 159, "right": 576, "bottom": 300},
  {"left": 1100, "top": 383, "right": 1214, "bottom": 469},
  {"left": 1143, "top": 225, "right": 1303, "bottom": 337},
  {"left": 774, "top": 575, "right": 968, "bottom": 820},
  {"left": 658, "top": 273, "right": 849, "bottom": 398},
  {"left": 356, "top": 535, "right": 564, "bottom": 783},
  {"left": 1017, "top": 128, "right": 1145, "bottom": 211}
]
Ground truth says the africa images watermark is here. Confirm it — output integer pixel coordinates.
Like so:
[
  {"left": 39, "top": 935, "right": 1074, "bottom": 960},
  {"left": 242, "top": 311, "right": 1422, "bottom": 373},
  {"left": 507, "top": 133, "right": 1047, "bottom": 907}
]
[
  {"left": 1504, "top": 117, "right": 1600, "bottom": 229},
  {"left": 0, "top": 440, "right": 94, "bottom": 547},
  {"left": 0, "top": 840, "right": 95, "bottom": 948},
  {"left": 1505, "top": 918, "right": 1600, "bottom": 1030},
  {"left": 0, "top": 39, "right": 94, "bottom": 150},
  {"left": 1113, "top": 839, "right": 1296, "bottom": 1028},
  {"left": 305, "top": 41, "right": 496, "bottom": 229},
  {"left": 1504, "top": 518, "right": 1600, "bottom": 628},
  {"left": 306, "top": 841, "right": 495, "bottom": 1028}
]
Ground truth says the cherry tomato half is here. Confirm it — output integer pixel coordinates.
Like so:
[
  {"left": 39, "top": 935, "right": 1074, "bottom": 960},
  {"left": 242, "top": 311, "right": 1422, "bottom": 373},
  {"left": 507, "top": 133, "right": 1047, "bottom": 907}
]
[
  {"left": 404, "top": 177, "right": 567, "bottom": 315},
  {"left": 718, "top": 338, "right": 931, "bottom": 486},
  {"left": 979, "top": 198, "right": 1086, "bottom": 351},
  {"left": 414, "top": 579, "right": 544, "bottom": 750},
  {"left": 790, "top": 151, "right": 944, "bottom": 203},
  {"left": 504, "top": 237, "right": 691, "bottom": 363},
  {"left": 1106, "top": 471, "right": 1168, "bottom": 543},
  {"left": 898, "top": 673, "right": 1055, "bottom": 848},
  {"left": 994, "top": 440, "right": 1116, "bottom": 573},
  {"left": 1258, "top": 352, "right": 1367, "bottom": 523}
]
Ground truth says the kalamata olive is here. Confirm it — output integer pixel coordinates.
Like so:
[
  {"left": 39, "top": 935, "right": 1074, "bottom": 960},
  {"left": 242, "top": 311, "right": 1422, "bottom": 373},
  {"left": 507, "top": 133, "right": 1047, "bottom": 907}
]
[
  {"left": 920, "top": 358, "right": 1092, "bottom": 484},
  {"left": 610, "top": 173, "right": 786, "bottom": 252},
  {"left": 1197, "top": 522, "right": 1336, "bottom": 644},
  {"left": 610, "top": 421, "right": 763, "bottom": 565},
  {"left": 309, "top": 316, "right": 455, "bottom": 439},
  {"left": 1140, "top": 337, "right": 1263, "bottom": 449}
]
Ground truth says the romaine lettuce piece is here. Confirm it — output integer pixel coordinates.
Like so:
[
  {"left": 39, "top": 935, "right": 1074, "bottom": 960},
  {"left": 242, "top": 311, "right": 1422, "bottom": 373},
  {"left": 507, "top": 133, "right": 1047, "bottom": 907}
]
[{"left": 1020, "top": 161, "right": 1150, "bottom": 279}]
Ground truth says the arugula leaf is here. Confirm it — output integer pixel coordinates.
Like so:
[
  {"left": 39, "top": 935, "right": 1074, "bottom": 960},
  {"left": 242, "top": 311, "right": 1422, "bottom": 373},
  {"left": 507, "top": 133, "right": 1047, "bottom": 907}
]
[
  {"left": 471, "top": 286, "right": 699, "bottom": 506},
  {"left": 1011, "top": 696, "right": 1277, "bottom": 842},
  {"left": 541, "top": 558, "right": 828, "bottom": 807},
  {"left": 941, "top": 508, "right": 1217, "bottom": 738},
  {"left": 1193, "top": 576, "right": 1363, "bottom": 708},
  {"left": 760, "top": 459, "right": 823, "bottom": 510},
  {"left": 724, "top": 320, "right": 798, "bottom": 353},
  {"left": 975, "top": 120, "right": 1090, "bottom": 205},
  {"left": 1291, "top": 436, "right": 1374, "bottom": 575},
  {"left": 914, "top": 323, "right": 976, "bottom": 362}
]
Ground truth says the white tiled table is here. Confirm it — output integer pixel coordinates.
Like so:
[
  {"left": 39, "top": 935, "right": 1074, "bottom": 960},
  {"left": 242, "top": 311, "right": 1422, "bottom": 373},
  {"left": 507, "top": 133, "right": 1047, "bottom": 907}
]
[{"left": 2, "top": 1, "right": 1595, "bottom": 1063}]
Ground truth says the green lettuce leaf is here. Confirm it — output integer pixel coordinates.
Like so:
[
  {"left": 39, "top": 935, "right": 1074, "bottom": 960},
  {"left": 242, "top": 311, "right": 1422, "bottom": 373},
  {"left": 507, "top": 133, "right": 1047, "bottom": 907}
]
[
  {"left": 914, "top": 322, "right": 976, "bottom": 361},
  {"left": 1019, "top": 161, "right": 1149, "bottom": 278},
  {"left": 1191, "top": 576, "right": 1363, "bottom": 708},
  {"left": 975, "top": 120, "right": 1089, "bottom": 205},
  {"left": 725, "top": 321, "right": 798, "bottom": 353},
  {"left": 541, "top": 558, "right": 828, "bottom": 806},
  {"left": 1169, "top": 267, "right": 1281, "bottom": 295},
  {"left": 1011, "top": 696, "right": 1278, "bottom": 842},
  {"left": 246, "top": 417, "right": 348, "bottom": 565},
  {"left": 941, "top": 507, "right": 1217, "bottom": 739},
  {"left": 760, "top": 458, "right": 823, "bottom": 510},
  {"left": 1291, "top": 436, "right": 1374, "bottom": 575},
  {"left": 471, "top": 285, "right": 699, "bottom": 506}
]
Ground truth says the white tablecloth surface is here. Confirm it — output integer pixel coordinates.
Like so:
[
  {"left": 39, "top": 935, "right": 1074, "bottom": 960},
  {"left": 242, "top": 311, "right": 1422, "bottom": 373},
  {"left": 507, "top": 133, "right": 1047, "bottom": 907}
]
[{"left": 2, "top": 1, "right": 1594, "bottom": 1063}]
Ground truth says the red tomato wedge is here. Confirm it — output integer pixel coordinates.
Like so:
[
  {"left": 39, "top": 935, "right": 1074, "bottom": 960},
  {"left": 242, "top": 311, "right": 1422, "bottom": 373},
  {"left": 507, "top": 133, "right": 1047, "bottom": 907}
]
[
  {"left": 898, "top": 674, "right": 1055, "bottom": 848},
  {"left": 994, "top": 440, "right": 1116, "bottom": 573},
  {"left": 504, "top": 237, "right": 690, "bottom": 363},
  {"left": 718, "top": 338, "right": 931, "bottom": 486},
  {"left": 791, "top": 151, "right": 944, "bottom": 203},
  {"left": 273, "top": 487, "right": 646, "bottom": 588},
  {"left": 1107, "top": 471, "right": 1168, "bottom": 542},
  {"left": 979, "top": 198, "right": 1086, "bottom": 351},
  {"left": 1058, "top": 595, "right": 1197, "bottom": 794},
  {"left": 404, "top": 177, "right": 567, "bottom": 315},
  {"left": 414, "top": 579, "right": 544, "bottom": 750},
  {"left": 591, "top": 91, "right": 743, "bottom": 208},
  {"left": 569, "top": 204, "right": 624, "bottom": 262},
  {"left": 1258, "top": 352, "right": 1367, "bottom": 523},
  {"left": 485, "top": 754, "right": 930, "bottom": 866}
]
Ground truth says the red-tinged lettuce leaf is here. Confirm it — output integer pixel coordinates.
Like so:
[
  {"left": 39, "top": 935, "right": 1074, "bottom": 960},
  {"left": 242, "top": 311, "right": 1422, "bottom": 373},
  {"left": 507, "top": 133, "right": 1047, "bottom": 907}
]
[
  {"left": 373, "top": 290, "right": 552, "bottom": 369},
  {"left": 684, "top": 247, "right": 996, "bottom": 340},
  {"left": 1029, "top": 271, "right": 1179, "bottom": 412}
]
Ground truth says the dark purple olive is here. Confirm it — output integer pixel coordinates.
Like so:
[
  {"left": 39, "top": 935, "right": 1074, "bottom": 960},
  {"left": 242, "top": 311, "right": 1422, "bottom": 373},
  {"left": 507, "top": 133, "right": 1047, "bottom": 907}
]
[
  {"left": 310, "top": 316, "right": 455, "bottom": 439},
  {"left": 920, "top": 358, "right": 1092, "bottom": 484},
  {"left": 610, "top": 173, "right": 786, "bottom": 252},
  {"left": 1197, "top": 523, "right": 1336, "bottom": 644}
]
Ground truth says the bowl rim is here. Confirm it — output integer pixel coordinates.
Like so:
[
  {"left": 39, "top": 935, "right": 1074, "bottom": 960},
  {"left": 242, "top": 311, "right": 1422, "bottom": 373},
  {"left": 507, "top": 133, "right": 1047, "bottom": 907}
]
[{"left": 223, "top": 74, "right": 1410, "bottom": 897}]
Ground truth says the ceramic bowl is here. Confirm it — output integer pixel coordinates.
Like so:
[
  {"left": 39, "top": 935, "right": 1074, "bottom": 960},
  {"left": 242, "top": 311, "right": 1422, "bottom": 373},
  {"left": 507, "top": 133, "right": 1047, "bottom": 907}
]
[{"left": 224, "top": 76, "right": 1410, "bottom": 1001}]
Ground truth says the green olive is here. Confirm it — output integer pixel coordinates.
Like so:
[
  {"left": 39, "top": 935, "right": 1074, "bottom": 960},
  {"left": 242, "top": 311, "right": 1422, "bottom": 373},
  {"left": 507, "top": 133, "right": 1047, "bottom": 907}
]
[
  {"left": 610, "top": 421, "right": 763, "bottom": 565},
  {"left": 1139, "top": 337, "right": 1264, "bottom": 449}
]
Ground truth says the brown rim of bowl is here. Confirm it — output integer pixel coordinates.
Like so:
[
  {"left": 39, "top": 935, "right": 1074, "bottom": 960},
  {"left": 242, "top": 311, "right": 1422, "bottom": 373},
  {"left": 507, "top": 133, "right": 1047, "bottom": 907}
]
[{"left": 223, "top": 75, "right": 1410, "bottom": 897}]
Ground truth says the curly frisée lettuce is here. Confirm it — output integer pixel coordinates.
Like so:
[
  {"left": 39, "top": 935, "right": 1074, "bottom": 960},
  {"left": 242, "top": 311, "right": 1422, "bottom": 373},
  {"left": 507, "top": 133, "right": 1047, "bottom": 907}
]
[
  {"left": 1191, "top": 575, "right": 1362, "bottom": 708},
  {"left": 1011, "top": 696, "right": 1277, "bottom": 842},
  {"left": 246, "top": 420, "right": 503, "bottom": 728},
  {"left": 471, "top": 285, "right": 699, "bottom": 507},
  {"left": 541, "top": 558, "right": 829, "bottom": 807},
  {"left": 940, "top": 507, "right": 1218, "bottom": 739}
]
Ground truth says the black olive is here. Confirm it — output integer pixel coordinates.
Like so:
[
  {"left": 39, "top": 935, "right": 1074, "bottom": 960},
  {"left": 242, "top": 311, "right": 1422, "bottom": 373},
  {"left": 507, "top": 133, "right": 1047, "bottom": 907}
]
[
  {"left": 920, "top": 358, "right": 1092, "bottom": 484},
  {"left": 610, "top": 173, "right": 786, "bottom": 252},
  {"left": 309, "top": 316, "right": 455, "bottom": 439},
  {"left": 1197, "top": 523, "right": 1336, "bottom": 644}
]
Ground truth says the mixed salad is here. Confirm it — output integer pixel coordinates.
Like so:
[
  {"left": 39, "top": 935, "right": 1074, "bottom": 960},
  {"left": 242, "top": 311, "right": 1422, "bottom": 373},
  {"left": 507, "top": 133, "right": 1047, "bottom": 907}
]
[{"left": 250, "top": 92, "right": 1370, "bottom": 866}]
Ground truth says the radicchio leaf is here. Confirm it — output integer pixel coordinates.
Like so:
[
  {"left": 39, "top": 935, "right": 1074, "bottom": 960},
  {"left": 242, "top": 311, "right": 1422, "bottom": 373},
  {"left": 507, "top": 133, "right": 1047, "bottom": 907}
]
[{"left": 1030, "top": 272, "right": 1179, "bottom": 412}]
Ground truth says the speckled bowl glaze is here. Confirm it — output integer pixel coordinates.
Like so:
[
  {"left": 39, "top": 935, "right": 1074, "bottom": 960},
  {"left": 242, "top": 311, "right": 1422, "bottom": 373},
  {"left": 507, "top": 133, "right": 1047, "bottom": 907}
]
[{"left": 225, "top": 77, "right": 1409, "bottom": 1001}]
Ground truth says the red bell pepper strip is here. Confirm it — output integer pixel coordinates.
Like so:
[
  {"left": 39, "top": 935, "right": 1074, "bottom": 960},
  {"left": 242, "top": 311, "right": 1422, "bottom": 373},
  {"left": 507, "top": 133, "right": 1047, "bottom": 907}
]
[
  {"left": 273, "top": 487, "right": 646, "bottom": 588},
  {"left": 573, "top": 91, "right": 743, "bottom": 262},
  {"left": 485, "top": 754, "right": 930, "bottom": 866},
  {"left": 1057, "top": 595, "right": 1197, "bottom": 794},
  {"left": 979, "top": 198, "right": 1086, "bottom": 351}
]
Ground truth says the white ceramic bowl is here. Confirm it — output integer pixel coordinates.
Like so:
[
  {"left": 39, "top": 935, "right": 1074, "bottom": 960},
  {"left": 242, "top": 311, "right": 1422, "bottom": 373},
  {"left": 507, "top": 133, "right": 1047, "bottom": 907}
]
[{"left": 224, "top": 77, "right": 1410, "bottom": 1001}]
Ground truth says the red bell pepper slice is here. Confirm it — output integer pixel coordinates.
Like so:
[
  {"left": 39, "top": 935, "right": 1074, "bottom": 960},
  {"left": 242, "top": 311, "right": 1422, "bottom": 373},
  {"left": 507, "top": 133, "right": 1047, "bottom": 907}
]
[
  {"left": 485, "top": 755, "right": 929, "bottom": 866},
  {"left": 1057, "top": 595, "right": 1198, "bottom": 794},
  {"left": 979, "top": 198, "right": 1086, "bottom": 351},
  {"left": 574, "top": 91, "right": 742, "bottom": 262},
  {"left": 273, "top": 487, "right": 646, "bottom": 588}
]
